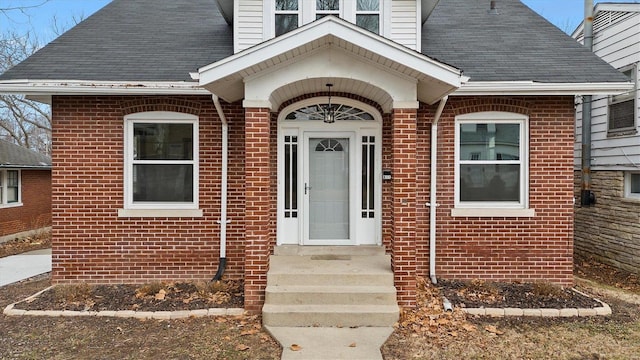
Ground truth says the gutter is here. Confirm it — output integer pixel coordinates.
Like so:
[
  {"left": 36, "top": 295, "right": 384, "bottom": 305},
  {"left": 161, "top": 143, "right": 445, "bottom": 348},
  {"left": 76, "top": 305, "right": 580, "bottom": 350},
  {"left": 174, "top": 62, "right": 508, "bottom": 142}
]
[
  {"left": 428, "top": 95, "right": 449, "bottom": 285},
  {"left": 211, "top": 94, "right": 230, "bottom": 281}
]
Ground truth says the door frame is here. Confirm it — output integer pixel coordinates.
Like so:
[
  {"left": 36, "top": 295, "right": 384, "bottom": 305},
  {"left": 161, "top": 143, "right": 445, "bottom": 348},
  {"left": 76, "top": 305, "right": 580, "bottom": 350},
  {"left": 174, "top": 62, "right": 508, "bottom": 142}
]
[{"left": 276, "top": 97, "right": 382, "bottom": 246}]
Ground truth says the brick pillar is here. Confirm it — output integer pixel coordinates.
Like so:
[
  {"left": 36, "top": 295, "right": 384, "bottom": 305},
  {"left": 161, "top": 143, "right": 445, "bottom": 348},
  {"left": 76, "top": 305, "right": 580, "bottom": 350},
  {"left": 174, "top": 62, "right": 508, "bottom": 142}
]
[
  {"left": 391, "top": 108, "right": 418, "bottom": 307},
  {"left": 244, "top": 107, "right": 272, "bottom": 313}
]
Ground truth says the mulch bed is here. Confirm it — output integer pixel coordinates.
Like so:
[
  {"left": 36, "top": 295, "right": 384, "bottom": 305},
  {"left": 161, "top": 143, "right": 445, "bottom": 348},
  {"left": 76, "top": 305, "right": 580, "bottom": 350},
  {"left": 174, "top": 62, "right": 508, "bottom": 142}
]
[
  {"left": 438, "top": 279, "right": 602, "bottom": 309},
  {"left": 15, "top": 280, "right": 244, "bottom": 312}
]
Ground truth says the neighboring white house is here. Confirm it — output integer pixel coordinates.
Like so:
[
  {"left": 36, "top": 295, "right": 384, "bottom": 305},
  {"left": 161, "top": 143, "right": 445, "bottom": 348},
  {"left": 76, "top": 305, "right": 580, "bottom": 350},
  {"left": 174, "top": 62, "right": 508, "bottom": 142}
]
[{"left": 573, "top": 3, "right": 640, "bottom": 274}]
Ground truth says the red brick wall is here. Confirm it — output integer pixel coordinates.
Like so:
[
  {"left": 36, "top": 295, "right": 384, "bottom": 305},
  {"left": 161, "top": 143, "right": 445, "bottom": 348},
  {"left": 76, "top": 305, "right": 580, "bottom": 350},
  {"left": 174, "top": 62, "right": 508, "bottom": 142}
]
[
  {"left": 411, "top": 96, "right": 575, "bottom": 286},
  {"left": 0, "top": 169, "right": 51, "bottom": 237},
  {"left": 50, "top": 94, "right": 574, "bottom": 296},
  {"left": 51, "top": 96, "right": 246, "bottom": 284}
]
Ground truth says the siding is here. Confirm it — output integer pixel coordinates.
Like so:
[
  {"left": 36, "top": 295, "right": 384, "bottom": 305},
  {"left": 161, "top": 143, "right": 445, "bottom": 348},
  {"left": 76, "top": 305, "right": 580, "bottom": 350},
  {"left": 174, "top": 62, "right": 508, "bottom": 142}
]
[
  {"left": 390, "top": 1, "right": 418, "bottom": 51},
  {"left": 575, "top": 11, "right": 640, "bottom": 170},
  {"left": 236, "top": 0, "right": 264, "bottom": 53}
]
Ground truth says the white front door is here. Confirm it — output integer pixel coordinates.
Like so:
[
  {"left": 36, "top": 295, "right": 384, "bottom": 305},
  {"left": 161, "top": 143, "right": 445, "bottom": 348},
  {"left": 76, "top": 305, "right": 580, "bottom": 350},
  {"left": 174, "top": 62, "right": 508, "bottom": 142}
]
[
  {"left": 277, "top": 97, "right": 382, "bottom": 246},
  {"left": 304, "top": 135, "right": 354, "bottom": 245}
]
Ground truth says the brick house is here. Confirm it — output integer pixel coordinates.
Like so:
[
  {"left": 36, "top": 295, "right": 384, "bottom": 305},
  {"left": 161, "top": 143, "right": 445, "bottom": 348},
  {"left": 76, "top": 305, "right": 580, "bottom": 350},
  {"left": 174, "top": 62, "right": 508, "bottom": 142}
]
[
  {"left": 0, "top": 140, "right": 51, "bottom": 240},
  {"left": 0, "top": 0, "right": 632, "bottom": 315}
]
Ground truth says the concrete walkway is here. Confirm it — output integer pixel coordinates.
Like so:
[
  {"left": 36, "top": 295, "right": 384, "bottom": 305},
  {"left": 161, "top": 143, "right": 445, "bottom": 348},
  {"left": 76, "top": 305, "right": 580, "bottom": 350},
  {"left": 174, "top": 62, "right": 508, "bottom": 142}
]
[
  {"left": 266, "top": 326, "right": 394, "bottom": 360},
  {"left": 0, "top": 248, "right": 51, "bottom": 287}
]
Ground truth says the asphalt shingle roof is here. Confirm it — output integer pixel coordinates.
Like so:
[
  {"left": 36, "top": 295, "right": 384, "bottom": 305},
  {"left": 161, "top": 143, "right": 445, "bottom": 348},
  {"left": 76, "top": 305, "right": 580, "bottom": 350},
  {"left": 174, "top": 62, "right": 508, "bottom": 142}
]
[
  {"left": 0, "top": 0, "right": 629, "bottom": 84},
  {"left": 0, "top": 0, "right": 233, "bottom": 82},
  {"left": 0, "top": 140, "right": 51, "bottom": 168},
  {"left": 423, "top": 0, "right": 630, "bottom": 83}
]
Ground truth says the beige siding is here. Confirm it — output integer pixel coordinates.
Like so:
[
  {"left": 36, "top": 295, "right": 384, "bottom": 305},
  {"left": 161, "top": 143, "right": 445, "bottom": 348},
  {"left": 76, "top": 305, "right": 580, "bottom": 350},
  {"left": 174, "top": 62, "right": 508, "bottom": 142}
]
[
  {"left": 575, "top": 11, "right": 640, "bottom": 169},
  {"left": 236, "top": 0, "right": 264, "bottom": 53},
  {"left": 390, "top": 1, "right": 418, "bottom": 51}
]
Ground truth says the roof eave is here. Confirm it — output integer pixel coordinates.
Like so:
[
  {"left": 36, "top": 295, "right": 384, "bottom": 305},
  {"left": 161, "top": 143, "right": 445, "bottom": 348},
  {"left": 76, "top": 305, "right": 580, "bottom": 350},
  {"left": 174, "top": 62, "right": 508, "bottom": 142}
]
[
  {"left": 0, "top": 80, "right": 209, "bottom": 103},
  {"left": 0, "top": 164, "right": 51, "bottom": 169},
  {"left": 454, "top": 81, "right": 634, "bottom": 96}
]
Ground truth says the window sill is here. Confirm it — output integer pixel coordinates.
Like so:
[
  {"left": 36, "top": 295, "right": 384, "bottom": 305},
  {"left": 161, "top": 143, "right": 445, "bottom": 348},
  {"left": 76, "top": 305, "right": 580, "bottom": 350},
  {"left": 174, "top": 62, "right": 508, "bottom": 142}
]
[
  {"left": 0, "top": 202, "right": 23, "bottom": 209},
  {"left": 118, "top": 209, "right": 203, "bottom": 218},
  {"left": 451, "top": 208, "right": 535, "bottom": 218}
]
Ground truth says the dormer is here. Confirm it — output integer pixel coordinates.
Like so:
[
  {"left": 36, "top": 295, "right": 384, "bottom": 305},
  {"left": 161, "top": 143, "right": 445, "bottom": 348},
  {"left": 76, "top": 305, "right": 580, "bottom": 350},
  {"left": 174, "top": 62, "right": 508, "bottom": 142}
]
[{"left": 218, "top": 0, "right": 440, "bottom": 53}]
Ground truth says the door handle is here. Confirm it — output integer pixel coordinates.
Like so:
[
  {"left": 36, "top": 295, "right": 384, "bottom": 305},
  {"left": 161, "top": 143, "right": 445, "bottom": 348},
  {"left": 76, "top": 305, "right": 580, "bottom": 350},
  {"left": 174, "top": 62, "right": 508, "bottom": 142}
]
[{"left": 305, "top": 182, "right": 312, "bottom": 195}]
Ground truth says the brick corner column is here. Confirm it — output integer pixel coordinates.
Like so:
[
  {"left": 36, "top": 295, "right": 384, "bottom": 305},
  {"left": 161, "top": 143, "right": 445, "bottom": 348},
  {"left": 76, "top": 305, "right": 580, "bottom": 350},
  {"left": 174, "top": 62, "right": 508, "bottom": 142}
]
[
  {"left": 244, "top": 107, "right": 272, "bottom": 314},
  {"left": 391, "top": 107, "right": 418, "bottom": 308}
]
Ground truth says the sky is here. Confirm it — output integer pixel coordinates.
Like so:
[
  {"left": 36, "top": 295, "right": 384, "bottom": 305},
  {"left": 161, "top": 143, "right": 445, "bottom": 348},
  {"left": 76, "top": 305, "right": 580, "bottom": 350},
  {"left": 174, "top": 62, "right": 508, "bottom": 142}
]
[{"left": 1, "top": 0, "right": 640, "bottom": 43}]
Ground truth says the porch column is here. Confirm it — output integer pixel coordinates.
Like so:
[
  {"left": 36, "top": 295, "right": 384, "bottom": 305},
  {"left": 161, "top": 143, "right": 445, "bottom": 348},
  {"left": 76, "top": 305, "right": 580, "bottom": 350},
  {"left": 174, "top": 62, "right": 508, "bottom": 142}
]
[
  {"left": 244, "top": 107, "right": 272, "bottom": 313},
  {"left": 391, "top": 107, "right": 418, "bottom": 307}
]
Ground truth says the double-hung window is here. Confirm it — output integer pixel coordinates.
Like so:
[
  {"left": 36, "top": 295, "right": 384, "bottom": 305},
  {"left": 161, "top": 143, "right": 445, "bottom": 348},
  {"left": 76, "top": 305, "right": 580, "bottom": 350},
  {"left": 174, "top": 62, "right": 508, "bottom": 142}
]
[
  {"left": 454, "top": 112, "right": 530, "bottom": 215},
  {"left": 123, "top": 112, "right": 199, "bottom": 214},
  {"left": 275, "top": 0, "right": 300, "bottom": 36},
  {"left": 608, "top": 64, "right": 637, "bottom": 134},
  {"left": 0, "top": 169, "right": 20, "bottom": 207},
  {"left": 356, "top": 0, "right": 380, "bottom": 33}
]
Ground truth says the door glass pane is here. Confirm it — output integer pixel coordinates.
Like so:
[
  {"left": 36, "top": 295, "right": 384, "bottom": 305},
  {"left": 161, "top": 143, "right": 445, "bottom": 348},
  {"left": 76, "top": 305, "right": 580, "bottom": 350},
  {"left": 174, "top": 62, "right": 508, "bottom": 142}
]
[
  {"left": 133, "top": 164, "right": 193, "bottom": 202},
  {"left": 309, "top": 138, "right": 349, "bottom": 239},
  {"left": 356, "top": 15, "right": 379, "bottom": 33},
  {"left": 459, "top": 164, "right": 520, "bottom": 202}
]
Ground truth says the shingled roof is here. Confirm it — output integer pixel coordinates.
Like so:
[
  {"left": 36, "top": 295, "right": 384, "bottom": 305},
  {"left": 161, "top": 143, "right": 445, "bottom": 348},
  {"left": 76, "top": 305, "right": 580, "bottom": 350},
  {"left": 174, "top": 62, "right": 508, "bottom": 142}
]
[
  {"left": 0, "top": 0, "right": 629, "bottom": 85},
  {"left": 0, "top": 140, "right": 51, "bottom": 169},
  {"left": 423, "top": 0, "right": 630, "bottom": 83}
]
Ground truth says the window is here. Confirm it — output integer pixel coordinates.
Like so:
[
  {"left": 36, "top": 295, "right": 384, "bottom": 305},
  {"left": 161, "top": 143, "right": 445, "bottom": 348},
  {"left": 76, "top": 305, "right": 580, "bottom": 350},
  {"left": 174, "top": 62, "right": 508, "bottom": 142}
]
[
  {"left": 356, "top": 0, "right": 380, "bottom": 33},
  {"left": 625, "top": 172, "right": 640, "bottom": 199},
  {"left": 124, "top": 112, "right": 199, "bottom": 210},
  {"left": 275, "top": 0, "right": 299, "bottom": 36},
  {"left": 270, "top": 0, "right": 382, "bottom": 37},
  {"left": 455, "top": 112, "right": 528, "bottom": 210},
  {"left": 316, "top": 0, "right": 339, "bottom": 20},
  {"left": 0, "top": 169, "right": 21, "bottom": 207},
  {"left": 608, "top": 64, "right": 637, "bottom": 133}
]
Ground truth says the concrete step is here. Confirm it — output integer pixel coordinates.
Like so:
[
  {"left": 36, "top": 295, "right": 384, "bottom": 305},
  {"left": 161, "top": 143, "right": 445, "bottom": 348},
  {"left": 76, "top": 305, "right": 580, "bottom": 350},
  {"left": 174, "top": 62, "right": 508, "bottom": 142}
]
[
  {"left": 262, "top": 304, "right": 400, "bottom": 327},
  {"left": 267, "top": 255, "right": 393, "bottom": 286},
  {"left": 265, "top": 285, "right": 397, "bottom": 305},
  {"left": 274, "top": 245, "right": 386, "bottom": 256}
]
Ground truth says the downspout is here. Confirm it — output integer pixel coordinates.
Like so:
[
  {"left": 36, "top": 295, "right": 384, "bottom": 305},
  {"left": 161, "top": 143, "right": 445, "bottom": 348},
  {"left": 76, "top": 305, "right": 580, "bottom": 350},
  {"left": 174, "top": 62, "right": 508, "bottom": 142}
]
[
  {"left": 212, "top": 94, "right": 229, "bottom": 281},
  {"left": 428, "top": 95, "right": 449, "bottom": 285},
  {"left": 581, "top": 0, "right": 595, "bottom": 206}
]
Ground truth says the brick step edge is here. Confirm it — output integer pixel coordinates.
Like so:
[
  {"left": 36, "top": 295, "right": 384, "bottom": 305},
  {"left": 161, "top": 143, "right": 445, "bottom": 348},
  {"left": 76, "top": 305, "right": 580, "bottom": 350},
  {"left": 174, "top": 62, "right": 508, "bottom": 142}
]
[
  {"left": 3, "top": 286, "right": 245, "bottom": 319},
  {"left": 460, "top": 288, "right": 611, "bottom": 317}
]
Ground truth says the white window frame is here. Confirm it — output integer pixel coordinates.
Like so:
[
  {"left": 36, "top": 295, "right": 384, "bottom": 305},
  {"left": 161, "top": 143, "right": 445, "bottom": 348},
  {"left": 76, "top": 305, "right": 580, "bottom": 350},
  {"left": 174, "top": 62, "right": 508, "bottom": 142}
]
[
  {"left": 119, "top": 112, "right": 201, "bottom": 218},
  {"left": 624, "top": 171, "right": 640, "bottom": 200},
  {"left": 452, "top": 112, "right": 533, "bottom": 218},
  {"left": 265, "top": 0, "right": 383, "bottom": 38},
  {"left": 608, "top": 63, "right": 637, "bottom": 134},
  {"left": 0, "top": 169, "right": 22, "bottom": 208}
]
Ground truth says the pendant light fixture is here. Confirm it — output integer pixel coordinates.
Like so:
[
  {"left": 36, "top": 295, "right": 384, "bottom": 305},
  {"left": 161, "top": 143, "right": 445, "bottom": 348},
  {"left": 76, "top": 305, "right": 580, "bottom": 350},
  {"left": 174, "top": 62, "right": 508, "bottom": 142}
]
[{"left": 323, "top": 83, "right": 335, "bottom": 123}]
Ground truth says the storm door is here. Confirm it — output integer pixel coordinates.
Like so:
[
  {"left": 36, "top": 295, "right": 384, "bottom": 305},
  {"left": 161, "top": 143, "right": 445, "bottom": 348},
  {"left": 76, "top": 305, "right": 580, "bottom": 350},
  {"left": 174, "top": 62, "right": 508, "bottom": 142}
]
[{"left": 306, "top": 137, "right": 352, "bottom": 243}]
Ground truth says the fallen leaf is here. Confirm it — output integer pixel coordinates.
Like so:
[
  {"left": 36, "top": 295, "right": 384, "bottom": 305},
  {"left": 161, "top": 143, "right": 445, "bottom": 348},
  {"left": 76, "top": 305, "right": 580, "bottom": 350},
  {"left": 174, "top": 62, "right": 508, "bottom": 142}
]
[
  {"left": 462, "top": 323, "right": 477, "bottom": 332},
  {"left": 484, "top": 325, "right": 504, "bottom": 335},
  {"left": 235, "top": 344, "right": 249, "bottom": 351},
  {"left": 155, "top": 289, "right": 166, "bottom": 300},
  {"left": 290, "top": 344, "right": 302, "bottom": 351},
  {"left": 241, "top": 329, "right": 259, "bottom": 336},
  {"left": 348, "top": 342, "right": 357, "bottom": 347}
]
